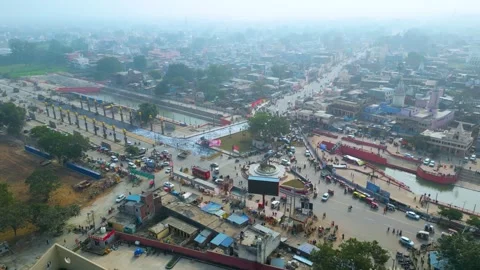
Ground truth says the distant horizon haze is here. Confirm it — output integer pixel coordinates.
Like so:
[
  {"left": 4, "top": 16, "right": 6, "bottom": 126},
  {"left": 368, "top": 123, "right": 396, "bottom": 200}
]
[{"left": 1, "top": 0, "right": 480, "bottom": 23}]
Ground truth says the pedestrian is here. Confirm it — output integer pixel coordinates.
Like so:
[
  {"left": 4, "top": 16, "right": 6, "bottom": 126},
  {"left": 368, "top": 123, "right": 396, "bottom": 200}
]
[
  {"left": 342, "top": 234, "right": 344, "bottom": 240},
  {"left": 63, "top": 239, "right": 66, "bottom": 245},
  {"left": 46, "top": 239, "right": 49, "bottom": 245}
]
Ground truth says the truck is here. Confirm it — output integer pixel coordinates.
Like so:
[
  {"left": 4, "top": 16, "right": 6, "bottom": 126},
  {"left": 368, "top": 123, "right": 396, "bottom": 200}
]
[{"left": 192, "top": 166, "right": 210, "bottom": 180}]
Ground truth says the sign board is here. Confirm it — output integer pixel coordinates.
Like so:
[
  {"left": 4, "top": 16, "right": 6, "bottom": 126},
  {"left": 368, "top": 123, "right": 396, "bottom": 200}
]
[
  {"left": 379, "top": 190, "right": 390, "bottom": 199},
  {"left": 130, "top": 169, "right": 154, "bottom": 179},
  {"left": 366, "top": 181, "right": 380, "bottom": 194}
]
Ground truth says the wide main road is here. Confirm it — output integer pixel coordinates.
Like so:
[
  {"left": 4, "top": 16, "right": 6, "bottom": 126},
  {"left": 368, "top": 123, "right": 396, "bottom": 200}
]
[
  {"left": 268, "top": 53, "right": 365, "bottom": 114},
  {"left": 290, "top": 144, "right": 439, "bottom": 258}
]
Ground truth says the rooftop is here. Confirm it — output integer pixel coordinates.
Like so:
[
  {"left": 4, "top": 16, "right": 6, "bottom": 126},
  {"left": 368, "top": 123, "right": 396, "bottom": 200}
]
[{"left": 161, "top": 216, "right": 199, "bottom": 235}]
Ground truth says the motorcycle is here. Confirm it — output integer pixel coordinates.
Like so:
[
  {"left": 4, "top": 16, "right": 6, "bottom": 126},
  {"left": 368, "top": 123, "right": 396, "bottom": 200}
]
[{"left": 348, "top": 206, "right": 352, "bottom": 212}]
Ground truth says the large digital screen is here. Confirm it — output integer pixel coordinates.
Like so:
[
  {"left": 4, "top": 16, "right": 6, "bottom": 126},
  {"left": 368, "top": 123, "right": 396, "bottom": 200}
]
[{"left": 248, "top": 176, "right": 279, "bottom": 196}]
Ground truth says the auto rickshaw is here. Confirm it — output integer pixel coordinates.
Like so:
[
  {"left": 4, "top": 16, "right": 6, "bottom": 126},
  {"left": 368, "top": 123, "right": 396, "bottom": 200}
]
[
  {"left": 416, "top": 230, "right": 430, "bottom": 240},
  {"left": 424, "top": 224, "right": 435, "bottom": 233},
  {"left": 328, "top": 189, "right": 334, "bottom": 196},
  {"left": 370, "top": 202, "right": 379, "bottom": 210},
  {"left": 365, "top": 197, "right": 374, "bottom": 205},
  {"left": 387, "top": 203, "right": 396, "bottom": 212}
]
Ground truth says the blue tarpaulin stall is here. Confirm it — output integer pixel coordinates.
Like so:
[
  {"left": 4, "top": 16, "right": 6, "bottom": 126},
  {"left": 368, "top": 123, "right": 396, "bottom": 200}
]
[
  {"left": 227, "top": 214, "right": 249, "bottom": 226},
  {"left": 210, "top": 233, "right": 234, "bottom": 248}
]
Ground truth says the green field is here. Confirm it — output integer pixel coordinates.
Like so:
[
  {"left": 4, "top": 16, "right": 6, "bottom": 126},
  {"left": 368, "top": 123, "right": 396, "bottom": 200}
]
[
  {"left": 218, "top": 131, "right": 252, "bottom": 153},
  {"left": 0, "top": 64, "right": 65, "bottom": 78},
  {"left": 282, "top": 179, "right": 305, "bottom": 189}
]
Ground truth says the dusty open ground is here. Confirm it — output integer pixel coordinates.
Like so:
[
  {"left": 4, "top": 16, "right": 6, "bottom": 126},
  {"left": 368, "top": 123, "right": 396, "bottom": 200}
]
[{"left": 0, "top": 141, "right": 93, "bottom": 242}]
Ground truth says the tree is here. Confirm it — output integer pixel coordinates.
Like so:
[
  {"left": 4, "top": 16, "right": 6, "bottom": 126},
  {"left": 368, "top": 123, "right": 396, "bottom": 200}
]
[
  {"left": 33, "top": 126, "right": 89, "bottom": 161},
  {"left": 133, "top": 55, "right": 147, "bottom": 71},
  {"left": 0, "top": 201, "right": 29, "bottom": 237},
  {"left": 155, "top": 81, "right": 169, "bottom": 95},
  {"left": 136, "top": 103, "right": 158, "bottom": 124},
  {"left": 71, "top": 38, "right": 89, "bottom": 51},
  {"left": 171, "top": 76, "right": 187, "bottom": 89},
  {"left": 311, "top": 238, "right": 389, "bottom": 270},
  {"left": 206, "top": 64, "right": 232, "bottom": 83},
  {"left": 438, "top": 206, "right": 463, "bottom": 221},
  {"left": 25, "top": 169, "right": 61, "bottom": 203},
  {"left": 248, "top": 112, "right": 290, "bottom": 141},
  {"left": 437, "top": 232, "right": 480, "bottom": 270},
  {"left": 0, "top": 183, "right": 14, "bottom": 206},
  {"left": 271, "top": 64, "right": 288, "bottom": 79},
  {"left": 466, "top": 216, "right": 480, "bottom": 229},
  {"left": 149, "top": 70, "right": 163, "bottom": 80},
  {"left": 406, "top": 52, "right": 425, "bottom": 69},
  {"left": 125, "top": 145, "right": 140, "bottom": 156},
  {"left": 164, "top": 63, "right": 194, "bottom": 82},
  {"left": 0, "top": 102, "right": 26, "bottom": 135},
  {"left": 31, "top": 205, "right": 72, "bottom": 234},
  {"left": 96, "top": 56, "right": 123, "bottom": 75}
]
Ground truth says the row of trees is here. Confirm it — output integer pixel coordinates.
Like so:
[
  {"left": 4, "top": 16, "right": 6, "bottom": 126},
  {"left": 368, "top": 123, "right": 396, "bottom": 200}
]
[
  {"left": 154, "top": 63, "right": 233, "bottom": 101},
  {"left": 0, "top": 102, "right": 26, "bottom": 135},
  {"left": 0, "top": 170, "right": 79, "bottom": 236},
  {"left": 1, "top": 39, "right": 75, "bottom": 66},
  {"left": 30, "top": 125, "right": 90, "bottom": 162},
  {"left": 311, "top": 238, "right": 389, "bottom": 270}
]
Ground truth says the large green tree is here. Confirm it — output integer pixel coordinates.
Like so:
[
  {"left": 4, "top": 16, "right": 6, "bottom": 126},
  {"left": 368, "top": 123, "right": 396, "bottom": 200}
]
[
  {"left": 248, "top": 112, "right": 290, "bottom": 141},
  {"left": 0, "top": 201, "right": 30, "bottom": 237},
  {"left": 32, "top": 125, "right": 90, "bottom": 161},
  {"left": 0, "top": 102, "right": 26, "bottom": 135},
  {"left": 437, "top": 232, "right": 480, "bottom": 270},
  {"left": 133, "top": 55, "right": 147, "bottom": 71},
  {"left": 96, "top": 56, "right": 123, "bottom": 75},
  {"left": 136, "top": 103, "right": 158, "bottom": 124},
  {"left": 467, "top": 216, "right": 480, "bottom": 229},
  {"left": 25, "top": 169, "right": 61, "bottom": 203},
  {"left": 438, "top": 206, "right": 463, "bottom": 221},
  {"left": 271, "top": 64, "right": 288, "bottom": 79},
  {"left": 311, "top": 238, "right": 389, "bottom": 270}
]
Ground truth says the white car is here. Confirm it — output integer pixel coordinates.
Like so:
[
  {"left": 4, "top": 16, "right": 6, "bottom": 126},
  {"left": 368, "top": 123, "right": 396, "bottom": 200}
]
[
  {"left": 406, "top": 211, "right": 420, "bottom": 220},
  {"left": 215, "top": 178, "right": 224, "bottom": 184},
  {"left": 281, "top": 159, "right": 291, "bottom": 166},
  {"left": 111, "top": 156, "right": 119, "bottom": 162},
  {"left": 115, "top": 194, "right": 126, "bottom": 203},
  {"left": 128, "top": 162, "right": 136, "bottom": 169},
  {"left": 165, "top": 167, "right": 171, "bottom": 174},
  {"left": 399, "top": 236, "right": 415, "bottom": 248},
  {"left": 471, "top": 154, "right": 477, "bottom": 161},
  {"left": 127, "top": 141, "right": 133, "bottom": 146},
  {"left": 163, "top": 182, "right": 174, "bottom": 189},
  {"left": 321, "top": 193, "right": 329, "bottom": 201}
]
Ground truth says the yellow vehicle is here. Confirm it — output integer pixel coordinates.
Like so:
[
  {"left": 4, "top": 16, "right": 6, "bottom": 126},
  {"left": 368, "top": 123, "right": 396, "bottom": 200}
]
[{"left": 353, "top": 191, "right": 367, "bottom": 200}]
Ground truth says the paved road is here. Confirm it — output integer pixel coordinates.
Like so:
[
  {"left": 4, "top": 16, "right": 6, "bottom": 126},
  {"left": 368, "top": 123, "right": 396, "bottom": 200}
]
[
  {"left": 288, "top": 145, "right": 440, "bottom": 256},
  {"left": 267, "top": 55, "right": 363, "bottom": 114}
]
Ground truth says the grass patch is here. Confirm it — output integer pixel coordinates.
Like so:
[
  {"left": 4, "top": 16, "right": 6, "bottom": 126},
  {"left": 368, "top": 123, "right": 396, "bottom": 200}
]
[
  {"left": 166, "top": 255, "right": 181, "bottom": 269},
  {"left": 0, "top": 64, "right": 65, "bottom": 78},
  {"left": 218, "top": 131, "right": 252, "bottom": 153},
  {"left": 282, "top": 179, "right": 305, "bottom": 189}
]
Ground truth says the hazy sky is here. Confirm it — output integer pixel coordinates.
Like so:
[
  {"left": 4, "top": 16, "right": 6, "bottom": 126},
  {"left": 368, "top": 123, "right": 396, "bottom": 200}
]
[{"left": 2, "top": 0, "right": 480, "bottom": 22}]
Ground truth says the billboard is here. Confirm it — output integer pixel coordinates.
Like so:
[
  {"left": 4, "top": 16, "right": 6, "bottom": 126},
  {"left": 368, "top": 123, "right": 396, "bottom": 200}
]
[
  {"left": 248, "top": 176, "right": 279, "bottom": 196},
  {"left": 366, "top": 181, "right": 380, "bottom": 194}
]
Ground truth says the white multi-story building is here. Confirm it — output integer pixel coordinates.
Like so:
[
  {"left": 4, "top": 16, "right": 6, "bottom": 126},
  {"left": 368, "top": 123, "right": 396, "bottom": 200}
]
[{"left": 420, "top": 123, "right": 474, "bottom": 156}]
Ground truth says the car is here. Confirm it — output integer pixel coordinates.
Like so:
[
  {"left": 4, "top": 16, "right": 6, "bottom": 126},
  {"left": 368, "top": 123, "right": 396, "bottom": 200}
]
[
  {"left": 305, "top": 151, "right": 311, "bottom": 157},
  {"left": 162, "top": 161, "right": 170, "bottom": 166},
  {"left": 215, "top": 178, "right": 224, "bottom": 184},
  {"left": 163, "top": 182, "right": 174, "bottom": 189},
  {"left": 115, "top": 194, "right": 126, "bottom": 203},
  {"left": 161, "top": 150, "right": 169, "bottom": 154},
  {"left": 128, "top": 162, "right": 136, "bottom": 169},
  {"left": 210, "top": 163, "right": 219, "bottom": 168},
  {"left": 165, "top": 167, "right": 171, "bottom": 174},
  {"left": 399, "top": 236, "right": 415, "bottom": 248},
  {"left": 321, "top": 193, "right": 330, "bottom": 201},
  {"left": 429, "top": 161, "right": 435, "bottom": 167},
  {"left": 127, "top": 141, "right": 133, "bottom": 146},
  {"left": 406, "top": 211, "right": 420, "bottom": 220},
  {"left": 111, "top": 156, "right": 119, "bottom": 162},
  {"left": 471, "top": 154, "right": 477, "bottom": 161},
  {"left": 281, "top": 159, "right": 291, "bottom": 166},
  {"left": 141, "top": 157, "right": 149, "bottom": 162}
]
